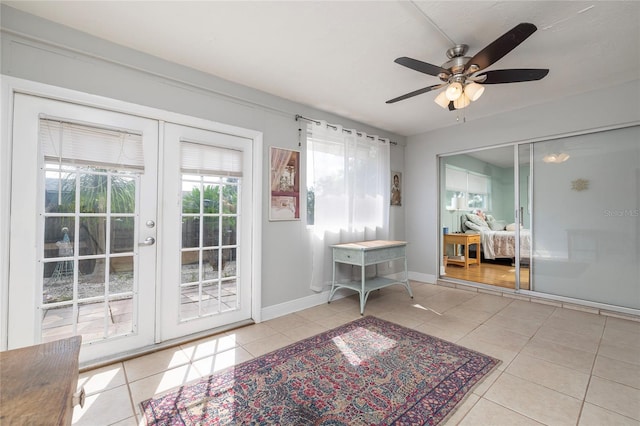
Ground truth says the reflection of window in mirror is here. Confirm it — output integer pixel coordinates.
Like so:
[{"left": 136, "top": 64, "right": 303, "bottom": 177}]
[{"left": 444, "top": 165, "right": 491, "bottom": 212}]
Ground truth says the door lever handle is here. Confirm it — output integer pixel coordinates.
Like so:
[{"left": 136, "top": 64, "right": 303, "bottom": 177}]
[{"left": 139, "top": 237, "right": 156, "bottom": 246}]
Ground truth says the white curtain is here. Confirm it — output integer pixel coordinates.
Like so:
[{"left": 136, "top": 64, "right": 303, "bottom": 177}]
[{"left": 307, "top": 120, "right": 390, "bottom": 291}]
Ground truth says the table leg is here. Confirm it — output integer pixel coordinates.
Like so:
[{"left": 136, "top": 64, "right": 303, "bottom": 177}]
[
  {"left": 465, "top": 243, "right": 470, "bottom": 269},
  {"left": 328, "top": 256, "right": 337, "bottom": 303},
  {"left": 359, "top": 261, "right": 366, "bottom": 315},
  {"left": 404, "top": 254, "right": 413, "bottom": 298}
]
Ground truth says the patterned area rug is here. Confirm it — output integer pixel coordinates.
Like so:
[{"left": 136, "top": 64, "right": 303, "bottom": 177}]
[{"left": 141, "top": 316, "right": 499, "bottom": 425}]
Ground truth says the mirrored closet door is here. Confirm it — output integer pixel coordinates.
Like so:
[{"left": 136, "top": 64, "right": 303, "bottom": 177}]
[
  {"left": 530, "top": 125, "right": 639, "bottom": 310},
  {"left": 517, "top": 144, "right": 531, "bottom": 290},
  {"left": 440, "top": 124, "right": 639, "bottom": 314},
  {"left": 440, "top": 145, "right": 523, "bottom": 289}
]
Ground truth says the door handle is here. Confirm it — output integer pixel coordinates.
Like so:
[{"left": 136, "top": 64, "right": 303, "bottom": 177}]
[{"left": 139, "top": 237, "right": 155, "bottom": 246}]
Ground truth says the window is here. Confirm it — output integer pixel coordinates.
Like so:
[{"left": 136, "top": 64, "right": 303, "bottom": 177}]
[
  {"left": 306, "top": 122, "right": 389, "bottom": 232},
  {"left": 445, "top": 165, "right": 491, "bottom": 211},
  {"left": 305, "top": 120, "right": 390, "bottom": 291}
]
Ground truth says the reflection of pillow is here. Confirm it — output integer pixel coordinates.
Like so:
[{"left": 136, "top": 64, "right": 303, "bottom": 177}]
[
  {"left": 466, "top": 213, "right": 488, "bottom": 228},
  {"left": 465, "top": 221, "right": 489, "bottom": 232},
  {"left": 506, "top": 223, "right": 524, "bottom": 231},
  {"left": 489, "top": 220, "right": 506, "bottom": 231}
]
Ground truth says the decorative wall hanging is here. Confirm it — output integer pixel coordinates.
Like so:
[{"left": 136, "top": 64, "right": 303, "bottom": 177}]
[
  {"left": 571, "top": 178, "right": 589, "bottom": 191},
  {"left": 270, "top": 147, "right": 300, "bottom": 220},
  {"left": 391, "top": 171, "right": 402, "bottom": 206}
]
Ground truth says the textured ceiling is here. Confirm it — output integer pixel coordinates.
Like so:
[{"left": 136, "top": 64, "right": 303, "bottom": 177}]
[{"left": 4, "top": 1, "right": 640, "bottom": 136}]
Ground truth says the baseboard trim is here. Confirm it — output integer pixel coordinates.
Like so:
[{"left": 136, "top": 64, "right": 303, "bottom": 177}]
[
  {"left": 408, "top": 271, "right": 436, "bottom": 284},
  {"left": 260, "top": 289, "right": 352, "bottom": 322}
]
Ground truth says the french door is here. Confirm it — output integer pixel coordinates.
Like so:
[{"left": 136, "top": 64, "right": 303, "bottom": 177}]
[
  {"left": 9, "top": 94, "right": 158, "bottom": 362},
  {"left": 159, "top": 124, "right": 253, "bottom": 341},
  {"left": 8, "top": 93, "right": 254, "bottom": 363}
]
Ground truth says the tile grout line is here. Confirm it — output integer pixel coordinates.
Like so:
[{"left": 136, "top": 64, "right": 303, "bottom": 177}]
[{"left": 121, "top": 361, "right": 141, "bottom": 425}]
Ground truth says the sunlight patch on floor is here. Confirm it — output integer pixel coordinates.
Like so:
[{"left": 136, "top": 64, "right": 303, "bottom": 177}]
[{"left": 333, "top": 327, "right": 396, "bottom": 366}]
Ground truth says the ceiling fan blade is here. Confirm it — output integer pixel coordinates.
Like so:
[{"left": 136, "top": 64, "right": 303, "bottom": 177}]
[
  {"left": 478, "top": 68, "right": 549, "bottom": 84},
  {"left": 464, "top": 23, "right": 537, "bottom": 73},
  {"left": 394, "top": 57, "right": 450, "bottom": 77},
  {"left": 386, "top": 84, "right": 444, "bottom": 104}
]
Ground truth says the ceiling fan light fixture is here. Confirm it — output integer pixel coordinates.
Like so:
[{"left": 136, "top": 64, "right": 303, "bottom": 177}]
[
  {"left": 445, "top": 82, "right": 463, "bottom": 101},
  {"left": 453, "top": 92, "right": 470, "bottom": 109},
  {"left": 434, "top": 91, "right": 449, "bottom": 109},
  {"left": 543, "top": 153, "right": 570, "bottom": 163},
  {"left": 464, "top": 82, "right": 485, "bottom": 101}
]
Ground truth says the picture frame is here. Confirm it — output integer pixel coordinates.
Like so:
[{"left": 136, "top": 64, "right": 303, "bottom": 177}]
[
  {"left": 391, "top": 171, "right": 402, "bottom": 206},
  {"left": 269, "top": 147, "right": 300, "bottom": 221}
]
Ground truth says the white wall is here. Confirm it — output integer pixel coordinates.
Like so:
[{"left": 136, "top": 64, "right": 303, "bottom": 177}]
[
  {"left": 0, "top": 6, "right": 406, "bottom": 316},
  {"left": 405, "top": 79, "right": 640, "bottom": 283}
]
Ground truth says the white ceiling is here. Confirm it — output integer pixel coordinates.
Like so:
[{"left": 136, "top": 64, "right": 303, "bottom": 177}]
[{"left": 5, "top": 1, "right": 640, "bottom": 137}]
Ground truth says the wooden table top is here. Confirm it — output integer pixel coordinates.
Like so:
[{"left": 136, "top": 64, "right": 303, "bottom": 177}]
[
  {"left": 330, "top": 240, "right": 407, "bottom": 250},
  {"left": 1, "top": 336, "right": 82, "bottom": 425}
]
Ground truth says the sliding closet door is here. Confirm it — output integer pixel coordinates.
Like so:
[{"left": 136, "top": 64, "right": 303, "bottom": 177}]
[
  {"left": 516, "top": 144, "right": 531, "bottom": 290},
  {"left": 531, "top": 125, "right": 639, "bottom": 309},
  {"left": 440, "top": 147, "right": 518, "bottom": 289}
]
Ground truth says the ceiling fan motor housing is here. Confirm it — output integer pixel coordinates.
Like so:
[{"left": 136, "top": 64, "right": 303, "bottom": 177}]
[{"left": 441, "top": 44, "right": 472, "bottom": 81}]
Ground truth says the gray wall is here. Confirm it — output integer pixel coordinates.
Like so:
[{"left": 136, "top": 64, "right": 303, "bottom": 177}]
[
  {"left": 0, "top": 5, "right": 406, "bottom": 310},
  {"left": 405, "top": 78, "right": 640, "bottom": 282}
]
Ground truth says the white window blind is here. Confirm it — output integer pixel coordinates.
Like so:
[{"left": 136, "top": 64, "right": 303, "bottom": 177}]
[
  {"left": 40, "top": 119, "right": 144, "bottom": 171},
  {"left": 468, "top": 172, "right": 489, "bottom": 194},
  {"left": 181, "top": 141, "right": 243, "bottom": 177},
  {"left": 445, "top": 166, "right": 467, "bottom": 192}
]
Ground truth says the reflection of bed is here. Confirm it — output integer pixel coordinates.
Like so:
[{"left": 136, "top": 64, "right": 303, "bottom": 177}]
[
  {"left": 471, "top": 229, "right": 530, "bottom": 260},
  {"left": 270, "top": 196, "right": 297, "bottom": 220},
  {"left": 461, "top": 214, "right": 530, "bottom": 260}
]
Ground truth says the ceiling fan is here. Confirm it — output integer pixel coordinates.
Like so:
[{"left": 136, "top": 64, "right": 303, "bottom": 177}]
[{"left": 386, "top": 23, "right": 549, "bottom": 110}]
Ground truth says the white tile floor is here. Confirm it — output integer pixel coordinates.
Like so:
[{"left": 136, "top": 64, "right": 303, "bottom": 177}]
[{"left": 72, "top": 281, "right": 640, "bottom": 425}]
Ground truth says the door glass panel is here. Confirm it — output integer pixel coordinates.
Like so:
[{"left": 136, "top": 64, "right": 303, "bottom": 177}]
[
  {"left": 111, "top": 218, "right": 135, "bottom": 253},
  {"left": 203, "top": 216, "right": 219, "bottom": 246},
  {"left": 201, "top": 282, "right": 220, "bottom": 315},
  {"left": 41, "top": 162, "right": 139, "bottom": 343},
  {"left": 180, "top": 284, "right": 199, "bottom": 319},
  {"left": 79, "top": 217, "right": 106, "bottom": 255},
  {"left": 110, "top": 256, "right": 134, "bottom": 294},
  {"left": 221, "top": 278, "right": 238, "bottom": 312},
  {"left": 111, "top": 176, "right": 136, "bottom": 214},
  {"left": 181, "top": 250, "right": 199, "bottom": 284},
  {"left": 203, "top": 248, "right": 220, "bottom": 281},
  {"left": 179, "top": 159, "right": 241, "bottom": 322},
  {"left": 79, "top": 172, "right": 108, "bottom": 213},
  {"left": 107, "top": 298, "right": 133, "bottom": 336},
  {"left": 45, "top": 169, "right": 76, "bottom": 213}
]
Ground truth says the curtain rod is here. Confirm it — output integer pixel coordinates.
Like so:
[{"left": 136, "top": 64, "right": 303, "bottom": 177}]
[{"left": 295, "top": 114, "right": 398, "bottom": 145}]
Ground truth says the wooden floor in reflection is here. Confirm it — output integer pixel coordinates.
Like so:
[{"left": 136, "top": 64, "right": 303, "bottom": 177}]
[{"left": 443, "top": 261, "right": 530, "bottom": 290}]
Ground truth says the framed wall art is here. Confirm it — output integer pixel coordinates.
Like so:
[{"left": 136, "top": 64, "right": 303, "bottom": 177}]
[
  {"left": 391, "top": 171, "right": 402, "bottom": 206},
  {"left": 270, "top": 147, "right": 300, "bottom": 221}
]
